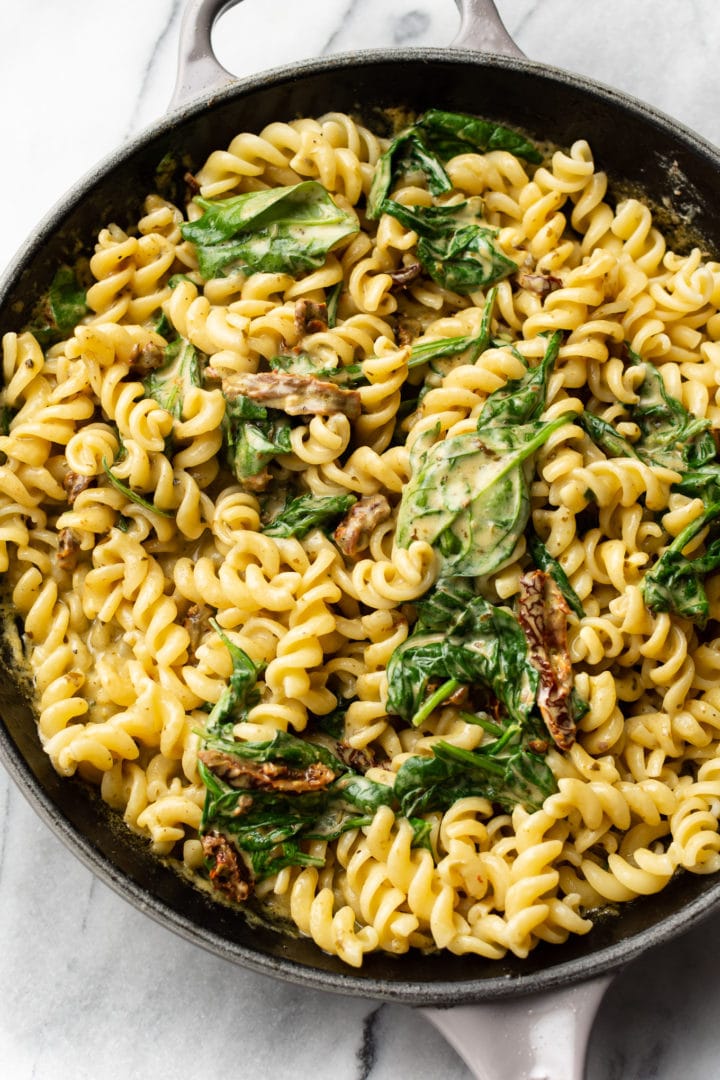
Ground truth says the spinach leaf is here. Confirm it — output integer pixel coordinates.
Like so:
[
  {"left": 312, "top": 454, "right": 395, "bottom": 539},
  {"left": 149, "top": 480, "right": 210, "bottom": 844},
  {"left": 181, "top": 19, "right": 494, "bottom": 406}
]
[
  {"left": 30, "top": 266, "right": 88, "bottom": 347},
  {"left": 478, "top": 331, "right": 562, "bottom": 426},
  {"left": 674, "top": 467, "right": 720, "bottom": 504},
  {"left": 386, "top": 581, "right": 539, "bottom": 727},
  {"left": 408, "top": 286, "right": 497, "bottom": 372},
  {"left": 367, "top": 110, "right": 541, "bottom": 220},
  {"left": 367, "top": 130, "right": 453, "bottom": 219},
  {"left": 581, "top": 348, "right": 715, "bottom": 473},
  {"left": 415, "top": 109, "right": 542, "bottom": 165},
  {"left": 394, "top": 736, "right": 555, "bottom": 815},
  {"left": 641, "top": 502, "right": 720, "bottom": 627},
  {"left": 578, "top": 410, "right": 639, "bottom": 460},
  {"left": 626, "top": 348, "right": 715, "bottom": 471},
  {"left": 101, "top": 458, "right": 173, "bottom": 519},
  {"left": 379, "top": 198, "right": 516, "bottom": 294},
  {"left": 326, "top": 279, "right": 342, "bottom": 328},
  {"left": 576, "top": 346, "right": 717, "bottom": 477},
  {"left": 526, "top": 528, "right": 585, "bottom": 619},
  {"left": 262, "top": 492, "right": 357, "bottom": 538},
  {"left": 204, "top": 619, "right": 262, "bottom": 738},
  {"left": 395, "top": 413, "right": 572, "bottom": 577},
  {"left": 151, "top": 309, "right": 176, "bottom": 340},
  {"left": 199, "top": 729, "right": 395, "bottom": 880},
  {"left": 222, "top": 394, "right": 292, "bottom": 481},
  {"left": 143, "top": 337, "right": 202, "bottom": 421},
  {"left": 181, "top": 181, "right": 358, "bottom": 280},
  {"left": 268, "top": 352, "right": 366, "bottom": 386}
]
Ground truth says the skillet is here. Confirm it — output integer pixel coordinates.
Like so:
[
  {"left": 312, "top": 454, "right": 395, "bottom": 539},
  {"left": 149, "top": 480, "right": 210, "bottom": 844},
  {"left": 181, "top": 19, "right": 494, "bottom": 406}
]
[{"left": 3, "top": 1, "right": 720, "bottom": 1075}]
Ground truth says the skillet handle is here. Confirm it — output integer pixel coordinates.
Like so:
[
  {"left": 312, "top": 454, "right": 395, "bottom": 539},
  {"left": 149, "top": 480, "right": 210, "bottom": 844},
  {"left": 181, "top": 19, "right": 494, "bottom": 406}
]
[
  {"left": 169, "top": 0, "right": 237, "bottom": 112},
  {"left": 169, "top": 0, "right": 525, "bottom": 113},
  {"left": 420, "top": 974, "right": 613, "bottom": 1080},
  {"left": 451, "top": 0, "right": 525, "bottom": 58}
]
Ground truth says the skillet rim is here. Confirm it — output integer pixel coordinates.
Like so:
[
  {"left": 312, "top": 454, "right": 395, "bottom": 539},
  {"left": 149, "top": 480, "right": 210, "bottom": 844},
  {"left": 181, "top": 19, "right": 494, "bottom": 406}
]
[{"left": 3, "top": 45, "right": 720, "bottom": 1005}]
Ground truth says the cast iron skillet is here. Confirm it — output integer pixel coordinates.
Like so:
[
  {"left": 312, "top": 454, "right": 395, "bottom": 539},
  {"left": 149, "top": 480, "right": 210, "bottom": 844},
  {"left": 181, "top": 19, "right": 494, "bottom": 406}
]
[{"left": 2, "top": 1, "right": 720, "bottom": 1075}]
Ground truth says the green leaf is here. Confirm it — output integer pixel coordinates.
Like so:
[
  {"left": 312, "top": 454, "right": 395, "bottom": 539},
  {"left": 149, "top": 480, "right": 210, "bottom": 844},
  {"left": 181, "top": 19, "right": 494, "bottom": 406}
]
[
  {"left": 181, "top": 181, "right": 359, "bottom": 280},
  {"left": 416, "top": 109, "right": 542, "bottom": 164},
  {"left": 367, "top": 130, "right": 452, "bottom": 219},
  {"left": 394, "top": 736, "right": 555, "bottom": 816},
  {"left": 386, "top": 581, "right": 539, "bottom": 728},
  {"left": 326, "top": 279, "right": 342, "bottom": 328},
  {"left": 143, "top": 337, "right": 202, "bottom": 421},
  {"left": 29, "top": 266, "right": 88, "bottom": 347},
  {"left": 526, "top": 528, "right": 585, "bottom": 619},
  {"left": 222, "top": 394, "right": 292, "bottom": 480},
  {"left": 581, "top": 347, "right": 716, "bottom": 473},
  {"left": 379, "top": 199, "right": 516, "bottom": 294},
  {"left": 204, "top": 620, "right": 262, "bottom": 738},
  {"left": 626, "top": 348, "right": 716, "bottom": 471},
  {"left": 674, "top": 467, "right": 720, "bottom": 504},
  {"left": 578, "top": 410, "right": 639, "bottom": 460},
  {"left": 367, "top": 110, "right": 540, "bottom": 221},
  {"left": 478, "top": 331, "right": 562, "bottom": 426},
  {"left": 408, "top": 286, "right": 497, "bottom": 372},
  {"left": 101, "top": 458, "right": 173, "bottom": 518},
  {"left": 262, "top": 492, "right": 357, "bottom": 538},
  {"left": 395, "top": 413, "right": 572, "bottom": 577},
  {"left": 641, "top": 502, "right": 720, "bottom": 627},
  {"left": 268, "top": 352, "right": 366, "bottom": 386},
  {"left": 198, "top": 728, "right": 395, "bottom": 881}
]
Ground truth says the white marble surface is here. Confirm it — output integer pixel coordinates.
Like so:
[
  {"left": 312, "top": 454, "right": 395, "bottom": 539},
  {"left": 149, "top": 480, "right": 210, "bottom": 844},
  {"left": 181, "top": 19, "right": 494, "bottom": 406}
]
[{"left": 3, "top": 2, "right": 720, "bottom": 1077}]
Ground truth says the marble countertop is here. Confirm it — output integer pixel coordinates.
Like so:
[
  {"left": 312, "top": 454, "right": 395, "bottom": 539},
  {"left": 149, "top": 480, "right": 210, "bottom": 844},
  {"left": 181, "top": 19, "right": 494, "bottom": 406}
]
[{"left": 3, "top": 2, "right": 720, "bottom": 1077}]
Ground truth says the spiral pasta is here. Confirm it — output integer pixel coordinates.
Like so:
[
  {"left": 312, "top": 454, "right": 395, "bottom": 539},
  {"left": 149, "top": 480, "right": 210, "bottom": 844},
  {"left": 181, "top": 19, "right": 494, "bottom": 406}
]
[{"left": 4, "top": 106, "right": 720, "bottom": 970}]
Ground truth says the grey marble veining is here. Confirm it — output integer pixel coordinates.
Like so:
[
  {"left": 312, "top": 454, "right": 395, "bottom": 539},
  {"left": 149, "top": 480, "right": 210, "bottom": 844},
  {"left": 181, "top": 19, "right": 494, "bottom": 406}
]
[{"left": 3, "top": 2, "right": 720, "bottom": 1077}]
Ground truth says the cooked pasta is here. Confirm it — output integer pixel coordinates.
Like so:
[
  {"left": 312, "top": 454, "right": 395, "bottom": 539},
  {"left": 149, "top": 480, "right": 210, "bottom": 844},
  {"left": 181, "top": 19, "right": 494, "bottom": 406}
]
[{"left": 4, "top": 107, "right": 720, "bottom": 968}]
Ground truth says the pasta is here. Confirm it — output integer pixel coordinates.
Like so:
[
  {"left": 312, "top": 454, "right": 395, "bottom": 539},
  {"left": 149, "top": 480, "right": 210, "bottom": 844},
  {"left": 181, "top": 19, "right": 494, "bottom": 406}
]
[{"left": 4, "top": 106, "right": 720, "bottom": 968}]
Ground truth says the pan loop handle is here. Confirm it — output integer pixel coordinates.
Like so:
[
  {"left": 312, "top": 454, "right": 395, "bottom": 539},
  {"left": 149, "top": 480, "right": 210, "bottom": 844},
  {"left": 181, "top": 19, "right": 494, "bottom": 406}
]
[
  {"left": 421, "top": 974, "right": 613, "bottom": 1080},
  {"left": 451, "top": 0, "right": 524, "bottom": 58},
  {"left": 169, "top": 0, "right": 238, "bottom": 113},
  {"left": 169, "top": 0, "right": 524, "bottom": 113}
]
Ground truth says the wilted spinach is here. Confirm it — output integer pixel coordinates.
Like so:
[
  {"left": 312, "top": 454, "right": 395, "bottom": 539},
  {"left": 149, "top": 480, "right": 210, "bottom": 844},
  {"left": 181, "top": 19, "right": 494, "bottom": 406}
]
[
  {"left": 29, "top": 265, "right": 88, "bottom": 347},
  {"left": 386, "top": 579, "right": 539, "bottom": 728},
  {"left": 478, "top": 330, "right": 562, "bottom": 426},
  {"left": 101, "top": 458, "right": 173, "bottom": 519},
  {"left": 396, "top": 411, "right": 571, "bottom": 577},
  {"left": 377, "top": 198, "right": 516, "bottom": 294},
  {"left": 143, "top": 337, "right": 202, "bottom": 422},
  {"left": 641, "top": 502, "right": 720, "bottom": 627},
  {"left": 181, "top": 181, "right": 358, "bottom": 280},
  {"left": 394, "top": 736, "right": 555, "bottom": 816},
  {"left": 408, "top": 287, "right": 497, "bottom": 373},
  {"left": 626, "top": 347, "right": 716, "bottom": 471},
  {"left": 577, "top": 410, "right": 638, "bottom": 460},
  {"left": 199, "top": 729, "right": 395, "bottom": 880},
  {"left": 268, "top": 352, "right": 366, "bottom": 387},
  {"left": 367, "top": 129, "right": 452, "bottom": 218},
  {"left": 262, "top": 492, "right": 357, "bottom": 538},
  {"left": 222, "top": 393, "right": 292, "bottom": 482},
  {"left": 368, "top": 109, "right": 540, "bottom": 218},
  {"left": 414, "top": 109, "right": 542, "bottom": 164},
  {"left": 204, "top": 620, "right": 263, "bottom": 738},
  {"left": 580, "top": 348, "right": 715, "bottom": 473},
  {"left": 526, "top": 527, "right": 585, "bottom": 619}
]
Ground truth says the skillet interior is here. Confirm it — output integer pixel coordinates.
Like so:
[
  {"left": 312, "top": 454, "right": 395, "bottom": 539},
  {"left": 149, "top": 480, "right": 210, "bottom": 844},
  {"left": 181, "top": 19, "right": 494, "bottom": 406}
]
[{"left": 3, "top": 49, "right": 720, "bottom": 1004}]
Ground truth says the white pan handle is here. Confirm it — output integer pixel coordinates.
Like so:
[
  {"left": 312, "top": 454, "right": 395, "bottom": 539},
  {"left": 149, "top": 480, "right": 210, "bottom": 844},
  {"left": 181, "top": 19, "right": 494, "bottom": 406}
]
[
  {"left": 452, "top": 0, "right": 525, "bottom": 58},
  {"left": 169, "top": 0, "right": 237, "bottom": 112},
  {"left": 421, "top": 974, "right": 613, "bottom": 1080},
  {"left": 169, "top": 0, "right": 524, "bottom": 113}
]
